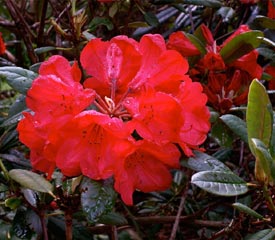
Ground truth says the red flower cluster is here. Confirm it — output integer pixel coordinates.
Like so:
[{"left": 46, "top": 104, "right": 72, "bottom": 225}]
[
  {"left": 167, "top": 24, "right": 262, "bottom": 114},
  {"left": 17, "top": 34, "right": 210, "bottom": 205},
  {"left": 0, "top": 33, "right": 6, "bottom": 55}
]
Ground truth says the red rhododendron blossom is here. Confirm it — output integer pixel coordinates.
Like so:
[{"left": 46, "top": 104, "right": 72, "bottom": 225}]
[
  {"left": 268, "top": 0, "right": 275, "bottom": 19},
  {"left": 0, "top": 33, "right": 5, "bottom": 55},
  {"left": 167, "top": 24, "right": 262, "bottom": 113},
  {"left": 17, "top": 34, "right": 210, "bottom": 205}
]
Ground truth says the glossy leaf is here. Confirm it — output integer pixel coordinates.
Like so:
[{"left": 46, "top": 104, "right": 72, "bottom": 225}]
[
  {"left": 232, "top": 202, "right": 264, "bottom": 219},
  {"left": 247, "top": 79, "right": 273, "bottom": 155},
  {"left": 191, "top": 171, "right": 248, "bottom": 196},
  {"left": 220, "top": 114, "right": 248, "bottom": 143},
  {"left": 9, "top": 169, "right": 54, "bottom": 196},
  {"left": 244, "top": 229, "right": 275, "bottom": 240},
  {"left": 187, "top": 151, "right": 230, "bottom": 172},
  {"left": 0, "top": 67, "right": 37, "bottom": 94},
  {"left": 210, "top": 119, "right": 234, "bottom": 147},
  {"left": 81, "top": 177, "right": 116, "bottom": 224},
  {"left": 144, "top": 12, "right": 159, "bottom": 27},
  {"left": 220, "top": 31, "right": 263, "bottom": 63}
]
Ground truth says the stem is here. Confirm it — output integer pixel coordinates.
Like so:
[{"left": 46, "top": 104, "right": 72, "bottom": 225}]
[
  {"left": 65, "top": 210, "right": 73, "bottom": 240},
  {"left": 40, "top": 212, "right": 49, "bottom": 240},
  {"left": 263, "top": 185, "right": 275, "bottom": 213}
]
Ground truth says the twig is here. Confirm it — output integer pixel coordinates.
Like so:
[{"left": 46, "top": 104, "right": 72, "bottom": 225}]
[{"left": 169, "top": 191, "right": 187, "bottom": 240}]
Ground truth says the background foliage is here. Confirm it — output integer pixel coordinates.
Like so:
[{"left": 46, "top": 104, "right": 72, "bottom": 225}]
[{"left": 1, "top": 0, "right": 275, "bottom": 239}]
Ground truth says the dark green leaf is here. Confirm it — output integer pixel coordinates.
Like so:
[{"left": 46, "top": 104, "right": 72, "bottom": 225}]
[
  {"left": 244, "top": 229, "right": 275, "bottom": 240},
  {"left": 99, "top": 212, "right": 128, "bottom": 225},
  {"left": 0, "top": 67, "right": 37, "bottom": 94},
  {"left": 8, "top": 95, "right": 26, "bottom": 117},
  {"left": 128, "top": 21, "right": 149, "bottom": 28},
  {"left": 220, "top": 31, "right": 263, "bottom": 63},
  {"left": 191, "top": 171, "right": 248, "bottom": 196},
  {"left": 144, "top": 12, "right": 159, "bottom": 27},
  {"left": 254, "top": 15, "right": 275, "bottom": 30},
  {"left": 247, "top": 80, "right": 273, "bottom": 154},
  {"left": 187, "top": 151, "right": 230, "bottom": 172},
  {"left": 12, "top": 208, "right": 35, "bottom": 239},
  {"left": 81, "top": 177, "right": 116, "bottom": 224},
  {"left": 210, "top": 119, "right": 234, "bottom": 147},
  {"left": 109, "top": 2, "right": 118, "bottom": 18},
  {"left": 232, "top": 202, "right": 264, "bottom": 219},
  {"left": 257, "top": 47, "right": 275, "bottom": 62},
  {"left": 89, "top": 17, "right": 114, "bottom": 32},
  {"left": 220, "top": 114, "right": 248, "bottom": 143},
  {"left": 9, "top": 169, "right": 54, "bottom": 196}
]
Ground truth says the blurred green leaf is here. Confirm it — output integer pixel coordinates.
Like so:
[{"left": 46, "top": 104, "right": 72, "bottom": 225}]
[
  {"left": 89, "top": 17, "right": 114, "bottom": 32},
  {"left": 220, "top": 114, "right": 248, "bottom": 143},
  {"left": 185, "top": 33, "right": 207, "bottom": 55},
  {"left": 99, "top": 212, "right": 128, "bottom": 225},
  {"left": 233, "top": 202, "right": 264, "bottom": 219},
  {"left": 244, "top": 229, "right": 275, "bottom": 240},
  {"left": 128, "top": 21, "right": 149, "bottom": 28},
  {"left": 186, "top": 151, "right": 230, "bottom": 172},
  {"left": 144, "top": 12, "right": 159, "bottom": 27},
  {"left": 109, "top": 2, "right": 118, "bottom": 18},
  {"left": 0, "top": 67, "right": 37, "bottom": 94},
  {"left": 81, "top": 177, "right": 116, "bottom": 224},
  {"left": 5, "top": 197, "right": 22, "bottom": 210},
  {"left": 220, "top": 31, "right": 263, "bottom": 63},
  {"left": 9, "top": 169, "right": 54, "bottom": 196},
  {"left": 191, "top": 171, "right": 248, "bottom": 196},
  {"left": 34, "top": 46, "right": 56, "bottom": 55},
  {"left": 254, "top": 16, "right": 275, "bottom": 30},
  {"left": 11, "top": 208, "right": 35, "bottom": 239}
]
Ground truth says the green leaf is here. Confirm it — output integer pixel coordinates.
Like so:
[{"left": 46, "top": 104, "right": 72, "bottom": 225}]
[
  {"left": 34, "top": 46, "right": 56, "bottom": 55},
  {"left": 191, "top": 171, "right": 248, "bottom": 196},
  {"left": 89, "top": 17, "right": 114, "bottom": 32},
  {"left": 0, "top": 67, "right": 37, "bottom": 94},
  {"left": 186, "top": 151, "right": 230, "bottom": 172},
  {"left": 244, "top": 229, "right": 275, "bottom": 240},
  {"left": 247, "top": 79, "right": 273, "bottom": 155},
  {"left": 254, "top": 15, "right": 275, "bottom": 30},
  {"left": 220, "top": 114, "right": 248, "bottom": 143},
  {"left": 8, "top": 95, "right": 26, "bottom": 117},
  {"left": 210, "top": 118, "right": 234, "bottom": 147},
  {"left": 99, "top": 212, "right": 128, "bottom": 225},
  {"left": 9, "top": 169, "right": 54, "bottom": 196},
  {"left": 5, "top": 197, "right": 22, "bottom": 210},
  {"left": 220, "top": 31, "right": 264, "bottom": 63},
  {"left": 128, "top": 21, "right": 149, "bottom": 28},
  {"left": 185, "top": 33, "right": 207, "bottom": 55},
  {"left": 232, "top": 202, "right": 264, "bottom": 219},
  {"left": 251, "top": 138, "right": 275, "bottom": 183},
  {"left": 144, "top": 12, "right": 159, "bottom": 27},
  {"left": 81, "top": 177, "right": 116, "bottom": 224},
  {"left": 109, "top": 2, "right": 118, "bottom": 18},
  {"left": 181, "top": 0, "right": 223, "bottom": 7}
]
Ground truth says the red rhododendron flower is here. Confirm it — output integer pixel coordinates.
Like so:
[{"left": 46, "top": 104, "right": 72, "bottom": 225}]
[
  {"left": 268, "top": 0, "right": 275, "bottom": 19},
  {"left": 17, "top": 34, "right": 210, "bottom": 205},
  {"left": 0, "top": 33, "right": 5, "bottom": 55},
  {"left": 167, "top": 24, "right": 262, "bottom": 113}
]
